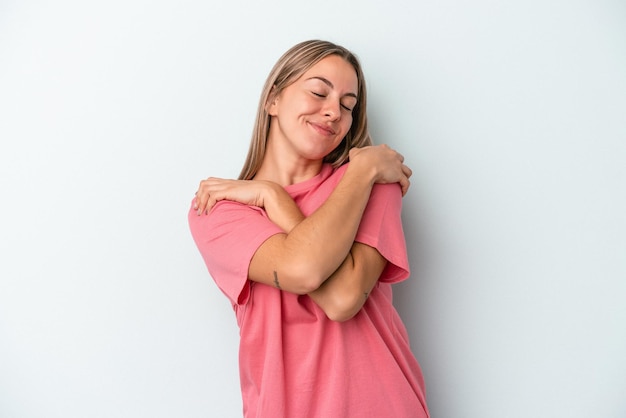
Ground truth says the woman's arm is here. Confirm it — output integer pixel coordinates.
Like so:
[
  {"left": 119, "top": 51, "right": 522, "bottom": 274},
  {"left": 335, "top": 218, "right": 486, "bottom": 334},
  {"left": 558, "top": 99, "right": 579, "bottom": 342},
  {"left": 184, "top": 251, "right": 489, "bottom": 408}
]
[
  {"left": 195, "top": 178, "right": 387, "bottom": 320},
  {"left": 194, "top": 145, "right": 410, "bottom": 297},
  {"left": 307, "top": 242, "right": 387, "bottom": 321}
]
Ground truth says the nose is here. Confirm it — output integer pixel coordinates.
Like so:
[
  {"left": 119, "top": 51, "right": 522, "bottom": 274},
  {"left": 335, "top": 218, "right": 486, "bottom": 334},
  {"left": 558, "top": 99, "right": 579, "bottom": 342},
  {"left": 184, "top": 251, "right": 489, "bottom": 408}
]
[{"left": 323, "top": 99, "right": 341, "bottom": 121}]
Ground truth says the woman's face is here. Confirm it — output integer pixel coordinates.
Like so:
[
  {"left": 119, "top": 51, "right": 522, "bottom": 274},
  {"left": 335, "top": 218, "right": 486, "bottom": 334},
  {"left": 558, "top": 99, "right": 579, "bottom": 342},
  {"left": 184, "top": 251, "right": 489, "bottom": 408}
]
[{"left": 267, "top": 55, "right": 358, "bottom": 162}]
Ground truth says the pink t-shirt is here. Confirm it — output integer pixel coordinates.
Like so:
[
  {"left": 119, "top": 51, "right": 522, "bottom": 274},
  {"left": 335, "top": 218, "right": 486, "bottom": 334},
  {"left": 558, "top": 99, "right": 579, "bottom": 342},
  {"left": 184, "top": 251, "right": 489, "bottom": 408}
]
[{"left": 189, "top": 163, "right": 429, "bottom": 418}]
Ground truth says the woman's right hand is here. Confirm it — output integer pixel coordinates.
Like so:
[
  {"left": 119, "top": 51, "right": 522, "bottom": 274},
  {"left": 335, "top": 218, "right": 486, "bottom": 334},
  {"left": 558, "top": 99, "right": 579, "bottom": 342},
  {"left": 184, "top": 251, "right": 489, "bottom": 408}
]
[
  {"left": 348, "top": 144, "right": 413, "bottom": 196},
  {"left": 194, "top": 178, "right": 271, "bottom": 215},
  {"left": 193, "top": 178, "right": 303, "bottom": 232}
]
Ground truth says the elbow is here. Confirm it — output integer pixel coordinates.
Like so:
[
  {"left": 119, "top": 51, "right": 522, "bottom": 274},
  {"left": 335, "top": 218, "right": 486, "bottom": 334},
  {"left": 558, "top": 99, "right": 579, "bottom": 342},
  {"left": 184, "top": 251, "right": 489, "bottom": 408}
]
[
  {"left": 283, "top": 260, "right": 329, "bottom": 295},
  {"left": 281, "top": 273, "right": 325, "bottom": 296},
  {"left": 294, "top": 277, "right": 324, "bottom": 295},
  {"left": 326, "top": 309, "right": 358, "bottom": 323},
  {"left": 323, "top": 293, "right": 363, "bottom": 322}
]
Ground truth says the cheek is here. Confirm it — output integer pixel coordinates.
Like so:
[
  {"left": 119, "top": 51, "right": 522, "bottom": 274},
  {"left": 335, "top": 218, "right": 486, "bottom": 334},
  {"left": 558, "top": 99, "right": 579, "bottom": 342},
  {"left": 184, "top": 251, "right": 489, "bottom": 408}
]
[{"left": 340, "top": 116, "right": 353, "bottom": 136}]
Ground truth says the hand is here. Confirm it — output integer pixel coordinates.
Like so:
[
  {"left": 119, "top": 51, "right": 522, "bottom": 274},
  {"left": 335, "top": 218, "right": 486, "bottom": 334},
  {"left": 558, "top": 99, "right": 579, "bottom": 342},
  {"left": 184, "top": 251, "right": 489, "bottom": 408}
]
[
  {"left": 348, "top": 144, "right": 413, "bottom": 196},
  {"left": 193, "top": 178, "right": 270, "bottom": 215}
]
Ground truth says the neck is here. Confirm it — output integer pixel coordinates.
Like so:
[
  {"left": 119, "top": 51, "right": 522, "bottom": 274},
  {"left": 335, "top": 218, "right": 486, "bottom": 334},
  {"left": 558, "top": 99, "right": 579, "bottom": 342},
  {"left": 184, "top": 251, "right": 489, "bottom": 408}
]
[{"left": 255, "top": 138, "right": 324, "bottom": 187}]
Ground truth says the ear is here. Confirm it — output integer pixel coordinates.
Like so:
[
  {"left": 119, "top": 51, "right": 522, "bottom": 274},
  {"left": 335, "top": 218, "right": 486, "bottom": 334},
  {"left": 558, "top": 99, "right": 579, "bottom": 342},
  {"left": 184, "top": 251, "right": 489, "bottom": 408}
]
[{"left": 265, "top": 86, "right": 279, "bottom": 116}]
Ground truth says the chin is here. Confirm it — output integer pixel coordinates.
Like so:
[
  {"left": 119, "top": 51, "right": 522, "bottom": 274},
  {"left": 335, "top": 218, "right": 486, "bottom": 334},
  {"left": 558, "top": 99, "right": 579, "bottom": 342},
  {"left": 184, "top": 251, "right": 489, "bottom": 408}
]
[{"left": 296, "top": 145, "right": 336, "bottom": 162}]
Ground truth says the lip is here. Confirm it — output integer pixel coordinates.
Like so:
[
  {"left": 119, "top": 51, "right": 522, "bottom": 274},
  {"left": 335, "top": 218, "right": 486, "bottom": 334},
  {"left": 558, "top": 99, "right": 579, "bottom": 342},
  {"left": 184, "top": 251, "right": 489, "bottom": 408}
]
[{"left": 309, "top": 122, "right": 336, "bottom": 136}]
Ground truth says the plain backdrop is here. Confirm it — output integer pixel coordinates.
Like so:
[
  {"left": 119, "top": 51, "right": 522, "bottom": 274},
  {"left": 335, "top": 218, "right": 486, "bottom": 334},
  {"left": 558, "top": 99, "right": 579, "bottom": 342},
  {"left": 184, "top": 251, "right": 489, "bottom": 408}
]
[{"left": 1, "top": 1, "right": 625, "bottom": 417}]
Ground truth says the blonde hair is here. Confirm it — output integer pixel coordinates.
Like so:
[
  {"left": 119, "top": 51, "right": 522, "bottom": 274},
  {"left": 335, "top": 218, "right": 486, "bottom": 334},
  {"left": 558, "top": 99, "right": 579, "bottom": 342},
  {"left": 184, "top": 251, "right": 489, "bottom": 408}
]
[{"left": 238, "top": 40, "right": 372, "bottom": 180}]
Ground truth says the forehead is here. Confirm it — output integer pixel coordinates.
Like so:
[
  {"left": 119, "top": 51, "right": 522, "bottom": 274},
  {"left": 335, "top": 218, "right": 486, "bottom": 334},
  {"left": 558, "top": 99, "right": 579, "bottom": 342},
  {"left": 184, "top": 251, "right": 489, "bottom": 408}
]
[{"left": 301, "top": 55, "right": 358, "bottom": 93}]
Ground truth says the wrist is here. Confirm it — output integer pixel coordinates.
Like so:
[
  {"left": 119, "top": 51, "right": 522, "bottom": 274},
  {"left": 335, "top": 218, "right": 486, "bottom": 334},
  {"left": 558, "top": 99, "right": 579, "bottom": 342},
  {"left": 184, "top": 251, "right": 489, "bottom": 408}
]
[
  {"left": 263, "top": 182, "right": 303, "bottom": 232},
  {"left": 345, "top": 160, "right": 377, "bottom": 188},
  {"left": 262, "top": 181, "right": 283, "bottom": 207}
]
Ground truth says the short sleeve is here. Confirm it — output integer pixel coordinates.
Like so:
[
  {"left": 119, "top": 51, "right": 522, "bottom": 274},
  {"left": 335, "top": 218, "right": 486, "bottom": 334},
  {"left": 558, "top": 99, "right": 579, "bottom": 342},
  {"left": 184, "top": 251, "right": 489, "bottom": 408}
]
[
  {"left": 188, "top": 200, "right": 283, "bottom": 305},
  {"left": 355, "top": 183, "right": 410, "bottom": 283}
]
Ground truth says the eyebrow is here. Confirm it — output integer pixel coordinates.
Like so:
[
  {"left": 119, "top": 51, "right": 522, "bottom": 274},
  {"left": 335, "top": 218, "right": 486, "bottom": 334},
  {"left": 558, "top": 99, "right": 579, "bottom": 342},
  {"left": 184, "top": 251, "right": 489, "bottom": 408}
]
[{"left": 306, "top": 76, "right": 358, "bottom": 99}]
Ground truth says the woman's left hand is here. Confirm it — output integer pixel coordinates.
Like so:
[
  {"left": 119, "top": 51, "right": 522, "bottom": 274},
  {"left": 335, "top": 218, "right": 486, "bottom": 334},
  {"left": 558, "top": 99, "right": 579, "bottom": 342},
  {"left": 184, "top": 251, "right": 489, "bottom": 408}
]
[{"left": 193, "top": 178, "right": 269, "bottom": 215}]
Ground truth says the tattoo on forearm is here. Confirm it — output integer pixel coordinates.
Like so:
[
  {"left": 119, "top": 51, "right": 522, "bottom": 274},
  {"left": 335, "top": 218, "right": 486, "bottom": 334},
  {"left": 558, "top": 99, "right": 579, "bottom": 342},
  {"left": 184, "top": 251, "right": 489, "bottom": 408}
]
[
  {"left": 364, "top": 291, "right": 369, "bottom": 299},
  {"left": 273, "top": 271, "right": 281, "bottom": 289}
]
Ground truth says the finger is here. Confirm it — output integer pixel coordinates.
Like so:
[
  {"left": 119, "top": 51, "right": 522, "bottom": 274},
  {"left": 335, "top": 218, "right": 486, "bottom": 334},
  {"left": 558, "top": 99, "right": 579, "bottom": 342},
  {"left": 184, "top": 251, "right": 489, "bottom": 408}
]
[
  {"left": 197, "top": 187, "right": 210, "bottom": 215},
  {"left": 403, "top": 164, "right": 413, "bottom": 178},
  {"left": 205, "top": 194, "right": 221, "bottom": 215},
  {"left": 400, "top": 177, "right": 410, "bottom": 196},
  {"left": 195, "top": 178, "right": 221, "bottom": 215},
  {"left": 197, "top": 195, "right": 207, "bottom": 215},
  {"left": 194, "top": 182, "right": 204, "bottom": 214}
]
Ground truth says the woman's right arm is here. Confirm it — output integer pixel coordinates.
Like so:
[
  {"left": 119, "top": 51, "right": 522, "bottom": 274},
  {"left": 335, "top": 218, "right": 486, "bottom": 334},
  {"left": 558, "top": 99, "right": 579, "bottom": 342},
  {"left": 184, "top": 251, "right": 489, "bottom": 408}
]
[{"left": 194, "top": 145, "right": 411, "bottom": 295}]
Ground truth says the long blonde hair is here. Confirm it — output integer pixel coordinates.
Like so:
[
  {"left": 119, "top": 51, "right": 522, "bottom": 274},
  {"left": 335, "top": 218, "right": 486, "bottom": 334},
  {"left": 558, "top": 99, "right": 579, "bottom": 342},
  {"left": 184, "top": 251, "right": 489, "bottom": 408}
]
[{"left": 238, "top": 40, "right": 372, "bottom": 180}]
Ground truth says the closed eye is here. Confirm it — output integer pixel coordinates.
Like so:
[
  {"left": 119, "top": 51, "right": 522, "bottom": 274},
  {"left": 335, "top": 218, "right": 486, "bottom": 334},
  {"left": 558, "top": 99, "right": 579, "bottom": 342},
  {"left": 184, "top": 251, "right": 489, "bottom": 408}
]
[{"left": 312, "top": 91, "right": 354, "bottom": 112}]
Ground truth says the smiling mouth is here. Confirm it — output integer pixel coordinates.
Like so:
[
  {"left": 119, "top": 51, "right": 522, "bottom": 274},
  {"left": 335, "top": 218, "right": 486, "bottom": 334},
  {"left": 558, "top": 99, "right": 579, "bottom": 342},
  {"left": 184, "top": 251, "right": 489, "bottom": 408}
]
[{"left": 309, "top": 122, "right": 336, "bottom": 136}]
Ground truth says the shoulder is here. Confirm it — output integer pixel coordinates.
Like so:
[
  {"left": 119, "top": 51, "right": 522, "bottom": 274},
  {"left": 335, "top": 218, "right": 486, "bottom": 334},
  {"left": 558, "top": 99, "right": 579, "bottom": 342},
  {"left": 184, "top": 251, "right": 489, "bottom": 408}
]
[
  {"left": 188, "top": 199, "right": 252, "bottom": 221},
  {"left": 188, "top": 200, "right": 270, "bottom": 236},
  {"left": 371, "top": 182, "right": 402, "bottom": 198},
  {"left": 369, "top": 182, "right": 403, "bottom": 213},
  {"left": 333, "top": 163, "right": 402, "bottom": 200}
]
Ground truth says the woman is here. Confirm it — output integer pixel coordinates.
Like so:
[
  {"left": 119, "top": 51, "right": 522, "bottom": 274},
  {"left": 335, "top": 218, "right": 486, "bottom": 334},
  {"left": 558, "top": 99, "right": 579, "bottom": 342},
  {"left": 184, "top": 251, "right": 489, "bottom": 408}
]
[{"left": 189, "top": 40, "right": 430, "bottom": 418}]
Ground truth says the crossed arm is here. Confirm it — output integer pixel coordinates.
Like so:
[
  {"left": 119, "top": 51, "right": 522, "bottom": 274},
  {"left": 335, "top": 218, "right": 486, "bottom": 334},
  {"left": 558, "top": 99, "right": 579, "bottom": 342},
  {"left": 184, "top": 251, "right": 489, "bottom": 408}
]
[{"left": 194, "top": 145, "right": 411, "bottom": 321}]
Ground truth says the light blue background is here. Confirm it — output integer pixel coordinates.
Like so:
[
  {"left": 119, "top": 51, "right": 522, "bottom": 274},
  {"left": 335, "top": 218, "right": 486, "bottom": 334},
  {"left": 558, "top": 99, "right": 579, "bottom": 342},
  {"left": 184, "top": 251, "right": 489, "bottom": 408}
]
[{"left": 1, "top": 1, "right": 625, "bottom": 417}]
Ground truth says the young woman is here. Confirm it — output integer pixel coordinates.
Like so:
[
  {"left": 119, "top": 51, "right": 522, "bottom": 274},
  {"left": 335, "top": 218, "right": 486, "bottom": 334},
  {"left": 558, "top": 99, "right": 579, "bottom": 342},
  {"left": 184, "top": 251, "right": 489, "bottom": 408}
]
[{"left": 189, "top": 40, "right": 430, "bottom": 418}]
